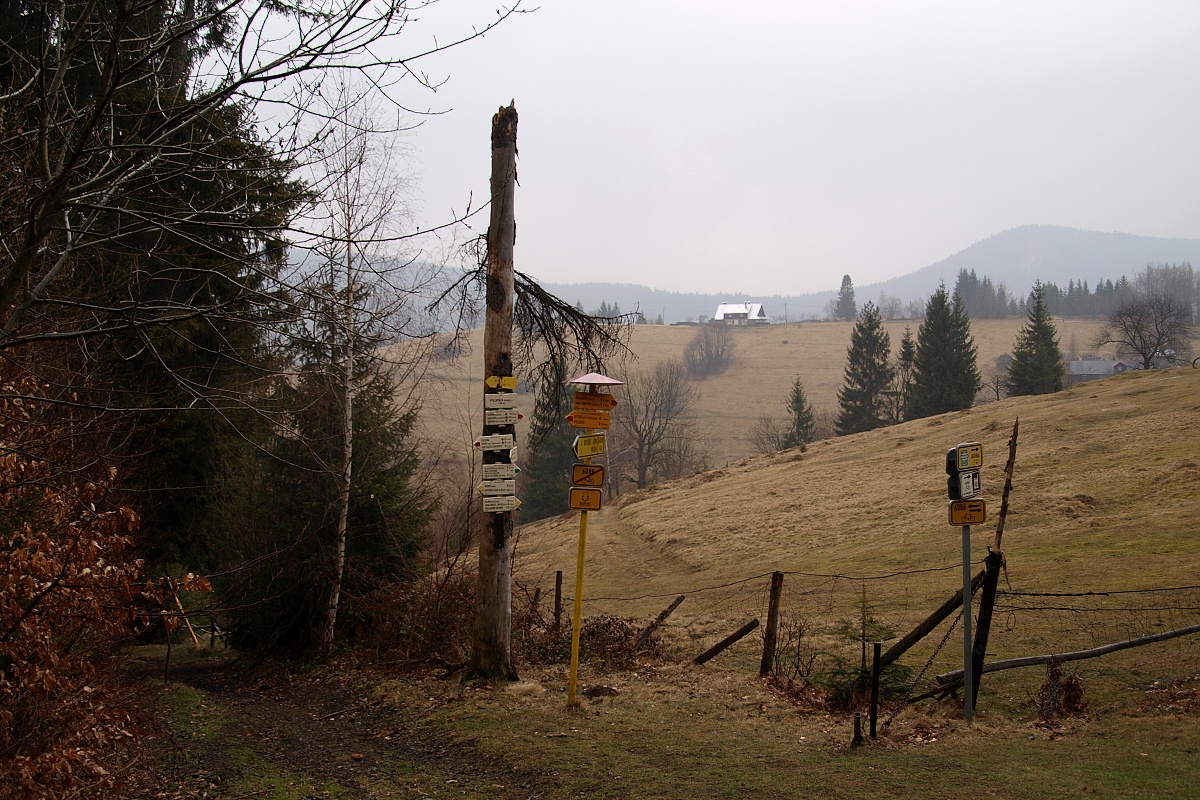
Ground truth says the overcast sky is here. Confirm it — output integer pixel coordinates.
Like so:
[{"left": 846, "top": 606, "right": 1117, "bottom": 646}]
[{"left": 392, "top": 1, "right": 1200, "bottom": 296}]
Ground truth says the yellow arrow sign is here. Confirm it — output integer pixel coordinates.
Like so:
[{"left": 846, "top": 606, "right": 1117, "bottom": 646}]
[
  {"left": 572, "top": 433, "right": 606, "bottom": 459},
  {"left": 485, "top": 375, "right": 518, "bottom": 390},
  {"left": 565, "top": 409, "right": 611, "bottom": 430},
  {"left": 572, "top": 391, "right": 618, "bottom": 411},
  {"left": 948, "top": 499, "right": 987, "bottom": 526}
]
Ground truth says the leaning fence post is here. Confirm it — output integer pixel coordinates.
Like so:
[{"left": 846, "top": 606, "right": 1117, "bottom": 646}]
[
  {"left": 759, "top": 571, "right": 785, "bottom": 677},
  {"left": 693, "top": 619, "right": 760, "bottom": 665}
]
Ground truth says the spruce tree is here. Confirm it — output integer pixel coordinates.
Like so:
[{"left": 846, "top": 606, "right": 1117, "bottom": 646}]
[
  {"left": 1006, "top": 282, "right": 1065, "bottom": 395},
  {"left": 521, "top": 360, "right": 577, "bottom": 522},
  {"left": 835, "top": 302, "right": 894, "bottom": 435},
  {"left": 835, "top": 275, "right": 857, "bottom": 321},
  {"left": 909, "top": 286, "right": 981, "bottom": 419},
  {"left": 781, "top": 377, "right": 816, "bottom": 449},
  {"left": 887, "top": 326, "right": 916, "bottom": 424}
]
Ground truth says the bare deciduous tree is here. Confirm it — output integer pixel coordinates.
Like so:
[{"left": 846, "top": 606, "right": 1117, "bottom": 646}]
[
  {"left": 683, "top": 324, "right": 735, "bottom": 377},
  {"left": 614, "top": 360, "right": 698, "bottom": 490},
  {"left": 1095, "top": 281, "right": 1194, "bottom": 370}
]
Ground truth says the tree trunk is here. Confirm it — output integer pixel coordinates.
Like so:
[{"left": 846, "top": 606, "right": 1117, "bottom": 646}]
[
  {"left": 320, "top": 224, "right": 355, "bottom": 656},
  {"left": 469, "top": 103, "right": 519, "bottom": 681}
]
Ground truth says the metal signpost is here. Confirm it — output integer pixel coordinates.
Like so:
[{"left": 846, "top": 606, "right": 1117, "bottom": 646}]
[
  {"left": 946, "top": 442, "right": 986, "bottom": 724},
  {"left": 563, "top": 372, "right": 622, "bottom": 708}
]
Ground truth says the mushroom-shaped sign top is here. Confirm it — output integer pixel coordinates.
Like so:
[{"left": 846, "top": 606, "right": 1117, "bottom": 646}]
[{"left": 563, "top": 372, "right": 624, "bottom": 386}]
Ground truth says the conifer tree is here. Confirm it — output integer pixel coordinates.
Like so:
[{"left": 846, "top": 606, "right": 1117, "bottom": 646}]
[
  {"left": 521, "top": 359, "right": 576, "bottom": 522},
  {"left": 1006, "top": 282, "right": 1065, "bottom": 396},
  {"left": 835, "top": 302, "right": 893, "bottom": 435},
  {"left": 909, "top": 285, "right": 980, "bottom": 418},
  {"left": 835, "top": 275, "right": 857, "bottom": 321},
  {"left": 886, "top": 326, "right": 916, "bottom": 424},
  {"left": 781, "top": 377, "right": 816, "bottom": 449}
]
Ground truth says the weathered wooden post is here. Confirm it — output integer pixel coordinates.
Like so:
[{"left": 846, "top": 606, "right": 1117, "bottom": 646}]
[
  {"left": 870, "top": 641, "right": 881, "bottom": 738},
  {"left": 554, "top": 569, "right": 563, "bottom": 631},
  {"left": 468, "top": 102, "right": 519, "bottom": 681},
  {"left": 759, "top": 571, "right": 784, "bottom": 677}
]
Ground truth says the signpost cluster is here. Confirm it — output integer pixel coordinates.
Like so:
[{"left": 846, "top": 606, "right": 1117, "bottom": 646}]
[
  {"left": 563, "top": 373, "right": 622, "bottom": 707},
  {"left": 475, "top": 375, "right": 521, "bottom": 514},
  {"left": 946, "top": 441, "right": 986, "bottom": 723}
]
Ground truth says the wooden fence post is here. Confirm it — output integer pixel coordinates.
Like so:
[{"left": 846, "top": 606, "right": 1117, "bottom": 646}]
[
  {"left": 759, "top": 571, "right": 784, "bottom": 677},
  {"left": 636, "top": 595, "right": 686, "bottom": 647},
  {"left": 554, "top": 569, "right": 563, "bottom": 631},
  {"left": 970, "top": 550, "right": 1005, "bottom": 707},
  {"left": 870, "top": 641, "right": 881, "bottom": 738}
]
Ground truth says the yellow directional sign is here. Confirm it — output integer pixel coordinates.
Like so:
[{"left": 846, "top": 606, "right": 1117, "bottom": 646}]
[
  {"left": 954, "top": 442, "right": 983, "bottom": 471},
  {"left": 568, "top": 487, "right": 602, "bottom": 511},
  {"left": 571, "top": 464, "right": 605, "bottom": 487},
  {"left": 572, "top": 433, "right": 606, "bottom": 459},
  {"left": 573, "top": 391, "right": 618, "bottom": 411},
  {"left": 565, "top": 409, "right": 611, "bottom": 430},
  {"left": 485, "top": 375, "right": 518, "bottom": 390},
  {"left": 949, "top": 499, "right": 987, "bottom": 526}
]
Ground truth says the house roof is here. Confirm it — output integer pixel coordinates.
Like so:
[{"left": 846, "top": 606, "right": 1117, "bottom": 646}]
[
  {"left": 713, "top": 302, "right": 766, "bottom": 320},
  {"left": 1067, "top": 360, "right": 1126, "bottom": 375}
]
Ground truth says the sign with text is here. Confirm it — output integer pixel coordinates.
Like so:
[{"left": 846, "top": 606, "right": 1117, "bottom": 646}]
[
  {"left": 484, "top": 394, "right": 518, "bottom": 410},
  {"left": 477, "top": 479, "right": 516, "bottom": 497},
  {"left": 565, "top": 410, "right": 611, "bottom": 430},
  {"left": 474, "top": 434, "right": 515, "bottom": 451},
  {"left": 568, "top": 487, "right": 603, "bottom": 511},
  {"left": 482, "top": 462, "right": 520, "bottom": 481},
  {"left": 572, "top": 391, "right": 618, "bottom": 411},
  {"left": 484, "top": 408, "right": 521, "bottom": 426},
  {"left": 948, "top": 499, "right": 987, "bottom": 526},
  {"left": 483, "top": 495, "right": 521, "bottom": 513},
  {"left": 571, "top": 464, "right": 605, "bottom": 487},
  {"left": 572, "top": 433, "right": 607, "bottom": 459}
]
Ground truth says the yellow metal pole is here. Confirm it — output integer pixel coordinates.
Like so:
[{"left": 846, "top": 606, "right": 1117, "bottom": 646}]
[{"left": 567, "top": 501, "right": 588, "bottom": 707}]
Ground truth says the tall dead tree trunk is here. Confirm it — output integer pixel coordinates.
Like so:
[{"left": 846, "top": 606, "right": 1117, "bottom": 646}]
[{"left": 469, "top": 103, "right": 520, "bottom": 681}]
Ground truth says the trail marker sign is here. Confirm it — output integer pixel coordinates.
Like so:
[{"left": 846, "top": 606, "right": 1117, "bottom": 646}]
[
  {"left": 572, "top": 391, "right": 618, "bottom": 411},
  {"left": 485, "top": 375, "right": 518, "bottom": 390},
  {"left": 572, "top": 433, "right": 606, "bottom": 459},
  {"left": 482, "top": 462, "right": 520, "bottom": 480},
  {"left": 949, "top": 499, "right": 987, "bottom": 526},
  {"left": 483, "top": 495, "right": 521, "bottom": 513},
  {"left": 484, "top": 393, "right": 518, "bottom": 410},
  {"left": 568, "top": 487, "right": 603, "bottom": 511},
  {"left": 571, "top": 464, "right": 605, "bottom": 487},
  {"left": 565, "top": 410, "right": 611, "bottom": 430}
]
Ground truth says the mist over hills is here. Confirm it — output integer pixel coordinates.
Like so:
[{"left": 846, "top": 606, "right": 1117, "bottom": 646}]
[{"left": 544, "top": 225, "right": 1200, "bottom": 324}]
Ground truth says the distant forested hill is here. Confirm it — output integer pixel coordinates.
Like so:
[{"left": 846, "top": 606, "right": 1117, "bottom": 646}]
[{"left": 544, "top": 225, "right": 1200, "bottom": 323}]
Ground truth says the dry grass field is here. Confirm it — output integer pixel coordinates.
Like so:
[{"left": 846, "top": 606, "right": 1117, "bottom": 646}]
[
  {"left": 414, "top": 317, "right": 1110, "bottom": 466},
  {"left": 419, "top": 364, "right": 1200, "bottom": 800}
]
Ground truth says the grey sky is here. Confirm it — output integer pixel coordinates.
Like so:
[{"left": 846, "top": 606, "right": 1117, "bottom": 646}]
[{"left": 399, "top": 1, "right": 1200, "bottom": 296}]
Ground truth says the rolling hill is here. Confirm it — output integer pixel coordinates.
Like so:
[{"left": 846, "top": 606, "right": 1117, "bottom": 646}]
[{"left": 543, "top": 225, "right": 1200, "bottom": 323}]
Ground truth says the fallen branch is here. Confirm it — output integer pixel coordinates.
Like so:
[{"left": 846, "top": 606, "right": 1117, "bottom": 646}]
[{"left": 935, "top": 622, "right": 1200, "bottom": 687}]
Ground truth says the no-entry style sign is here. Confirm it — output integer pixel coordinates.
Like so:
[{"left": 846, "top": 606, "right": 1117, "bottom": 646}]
[{"left": 571, "top": 464, "right": 605, "bottom": 487}]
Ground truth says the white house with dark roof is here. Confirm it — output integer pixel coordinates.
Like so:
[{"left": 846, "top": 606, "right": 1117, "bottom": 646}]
[{"left": 713, "top": 303, "right": 768, "bottom": 325}]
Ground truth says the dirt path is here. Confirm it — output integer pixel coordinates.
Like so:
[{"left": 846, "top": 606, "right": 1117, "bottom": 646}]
[{"left": 124, "top": 651, "right": 551, "bottom": 800}]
